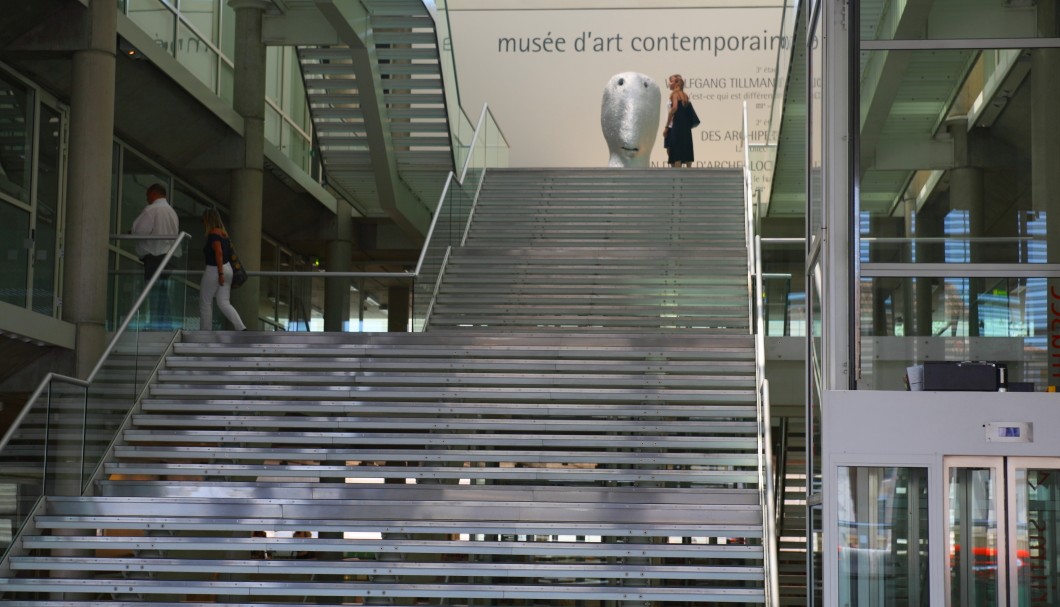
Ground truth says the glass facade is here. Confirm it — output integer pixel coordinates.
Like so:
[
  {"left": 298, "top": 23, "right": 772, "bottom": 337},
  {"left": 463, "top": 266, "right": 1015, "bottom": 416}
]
[
  {"left": 0, "top": 70, "right": 66, "bottom": 318},
  {"left": 799, "top": 0, "right": 1060, "bottom": 602},
  {"left": 838, "top": 466, "right": 929, "bottom": 606},
  {"left": 765, "top": 0, "right": 1060, "bottom": 390},
  {"left": 107, "top": 141, "right": 352, "bottom": 332},
  {"left": 119, "top": 0, "right": 315, "bottom": 173},
  {"left": 851, "top": 1, "right": 1060, "bottom": 391}
]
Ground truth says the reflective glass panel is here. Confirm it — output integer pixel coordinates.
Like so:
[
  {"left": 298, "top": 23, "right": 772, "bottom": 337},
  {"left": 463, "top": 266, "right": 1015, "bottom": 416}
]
[
  {"left": 119, "top": 153, "right": 168, "bottom": 235},
  {"left": 862, "top": 0, "right": 1047, "bottom": 42},
  {"left": 808, "top": 6, "right": 823, "bottom": 237},
  {"left": 838, "top": 466, "right": 930, "bottom": 606},
  {"left": 127, "top": 0, "right": 177, "bottom": 55},
  {"left": 0, "top": 72, "right": 32, "bottom": 204},
  {"left": 858, "top": 275, "right": 1047, "bottom": 390},
  {"left": 176, "top": 21, "right": 218, "bottom": 91},
  {"left": 219, "top": 0, "right": 235, "bottom": 61},
  {"left": 33, "top": 105, "right": 62, "bottom": 316},
  {"left": 180, "top": 0, "right": 218, "bottom": 46},
  {"left": 949, "top": 467, "right": 1000, "bottom": 607},
  {"left": 0, "top": 202, "right": 30, "bottom": 307},
  {"left": 1014, "top": 467, "right": 1060, "bottom": 606}
]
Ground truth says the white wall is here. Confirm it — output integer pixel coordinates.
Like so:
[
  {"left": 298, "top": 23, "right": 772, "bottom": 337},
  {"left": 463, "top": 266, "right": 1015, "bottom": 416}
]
[{"left": 447, "top": 1, "right": 788, "bottom": 170}]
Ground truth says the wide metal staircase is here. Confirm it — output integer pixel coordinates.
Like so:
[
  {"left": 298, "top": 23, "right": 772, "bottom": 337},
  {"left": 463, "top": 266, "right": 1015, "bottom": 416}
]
[
  {"left": 429, "top": 169, "right": 750, "bottom": 333},
  {"left": 0, "top": 168, "right": 773, "bottom": 605}
]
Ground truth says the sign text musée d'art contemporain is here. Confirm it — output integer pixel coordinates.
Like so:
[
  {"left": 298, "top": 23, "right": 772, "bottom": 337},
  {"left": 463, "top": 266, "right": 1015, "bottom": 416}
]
[{"left": 448, "top": 3, "right": 790, "bottom": 183}]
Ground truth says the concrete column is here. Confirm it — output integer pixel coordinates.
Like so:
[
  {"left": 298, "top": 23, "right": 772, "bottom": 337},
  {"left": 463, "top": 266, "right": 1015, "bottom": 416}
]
[
  {"left": 948, "top": 119, "right": 985, "bottom": 337},
  {"left": 49, "top": 1, "right": 118, "bottom": 578},
  {"left": 914, "top": 210, "right": 942, "bottom": 337},
  {"left": 62, "top": 0, "right": 117, "bottom": 378},
  {"left": 227, "top": 0, "right": 269, "bottom": 329},
  {"left": 324, "top": 207, "right": 353, "bottom": 332},
  {"left": 1033, "top": 3, "right": 1060, "bottom": 387},
  {"left": 950, "top": 166, "right": 985, "bottom": 336}
]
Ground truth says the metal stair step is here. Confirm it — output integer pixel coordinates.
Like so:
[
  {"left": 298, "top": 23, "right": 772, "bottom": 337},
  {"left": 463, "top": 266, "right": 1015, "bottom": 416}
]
[
  {"left": 121, "top": 429, "right": 760, "bottom": 450},
  {"left": 0, "top": 578, "right": 765, "bottom": 603}
]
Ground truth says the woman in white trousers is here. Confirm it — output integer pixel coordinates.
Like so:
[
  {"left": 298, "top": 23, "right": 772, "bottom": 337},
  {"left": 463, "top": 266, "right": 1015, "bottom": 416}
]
[{"left": 199, "top": 209, "right": 247, "bottom": 330}]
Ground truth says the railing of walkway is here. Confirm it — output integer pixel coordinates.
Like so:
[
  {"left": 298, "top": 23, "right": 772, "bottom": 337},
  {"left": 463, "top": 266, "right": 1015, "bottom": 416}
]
[
  {"left": 0, "top": 95, "right": 505, "bottom": 567},
  {"left": 100, "top": 104, "right": 507, "bottom": 334},
  {"left": 0, "top": 232, "right": 191, "bottom": 563},
  {"left": 745, "top": 102, "right": 780, "bottom": 607}
]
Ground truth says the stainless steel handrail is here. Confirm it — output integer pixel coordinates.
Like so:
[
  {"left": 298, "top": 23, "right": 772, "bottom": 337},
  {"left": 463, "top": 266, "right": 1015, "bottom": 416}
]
[
  {"left": 414, "top": 172, "right": 455, "bottom": 277},
  {"left": 744, "top": 101, "right": 778, "bottom": 607},
  {"left": 415, "top": 103, "right": 499, "bottom": 280},
  {"left": 863, "top": 236, "right": 1037, "bottom": 243},
  {"left": 757, "top": 236, "right": 780, "bottom": 607},
  {"left": 0, "top": 231, "right": 191, "bottom": 454},
  {"left": 109, "top": 108, "right": 503, "bottom": 334},
  {"left": 460, "top": 104, "right": 497, "bottom": 247}
]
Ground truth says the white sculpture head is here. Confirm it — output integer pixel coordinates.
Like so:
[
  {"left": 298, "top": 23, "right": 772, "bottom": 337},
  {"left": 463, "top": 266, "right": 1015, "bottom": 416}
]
[{"left": 600, "top": 71, "right": 661, "bottom": 168}]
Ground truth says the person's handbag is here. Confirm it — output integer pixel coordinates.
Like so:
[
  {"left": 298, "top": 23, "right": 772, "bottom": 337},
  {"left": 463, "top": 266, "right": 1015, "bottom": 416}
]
[
  {"left": 229, "top": 244, "right": 249, "bottom": 289},
  {"left": 687, "top": 102, "right": 701, "bottom": 128}
]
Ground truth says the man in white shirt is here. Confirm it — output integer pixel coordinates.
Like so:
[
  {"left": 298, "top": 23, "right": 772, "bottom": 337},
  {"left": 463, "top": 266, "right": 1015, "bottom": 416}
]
[{"left": 131, "top": 183, "right": 180, "bottom": 328}]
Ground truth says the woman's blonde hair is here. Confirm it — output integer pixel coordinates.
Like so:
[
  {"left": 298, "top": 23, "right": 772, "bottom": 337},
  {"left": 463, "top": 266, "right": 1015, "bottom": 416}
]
[
  {"left": 669, "top": 74, "right": 685, "bottom": 90},
  {"left": 202, "top": 208, "right": 226, "bottom": 233}
]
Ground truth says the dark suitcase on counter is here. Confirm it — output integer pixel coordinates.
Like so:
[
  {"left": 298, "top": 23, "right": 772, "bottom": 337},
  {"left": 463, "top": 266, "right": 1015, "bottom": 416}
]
[{"left": 922, "top": 361, "right": 1001, "bottom": 391}]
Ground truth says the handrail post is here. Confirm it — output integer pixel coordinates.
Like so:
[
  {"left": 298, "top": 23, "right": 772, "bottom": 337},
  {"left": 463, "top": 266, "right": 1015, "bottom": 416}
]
[{"left": 745, "top": 101, "right": 779, "bottom": 607}]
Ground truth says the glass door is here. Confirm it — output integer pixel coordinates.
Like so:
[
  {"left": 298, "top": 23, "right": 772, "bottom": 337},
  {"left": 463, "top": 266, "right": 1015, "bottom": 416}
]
[
  {"left": 1008, "top": 457, "right": 1060, "bottom": 607},
  {"left": 946, "top": 457, "right": 1060, "bottom": 607},
  {"left": 946, "top": 457, "right": 1005, "bottom": 607}
]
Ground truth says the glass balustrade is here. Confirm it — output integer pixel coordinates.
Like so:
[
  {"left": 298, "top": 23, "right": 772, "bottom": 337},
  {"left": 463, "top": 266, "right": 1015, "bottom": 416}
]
[{"left": 0, "top": 235, "right": 189, "bottom": 560}]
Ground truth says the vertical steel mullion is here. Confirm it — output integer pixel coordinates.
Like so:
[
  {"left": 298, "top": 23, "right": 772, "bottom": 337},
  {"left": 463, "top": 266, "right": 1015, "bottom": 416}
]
[
  {"left": 26, "top": 85, "right": 41, "bottom": 311},
  {"left": 54, "top": 103, "right": 70, "bottom": 318},
  {"left": 805, "top": 0, "right": 820, "bottom": 603},
  {"left": 908, "top": 469, "right": 923, "bottom": 604}
]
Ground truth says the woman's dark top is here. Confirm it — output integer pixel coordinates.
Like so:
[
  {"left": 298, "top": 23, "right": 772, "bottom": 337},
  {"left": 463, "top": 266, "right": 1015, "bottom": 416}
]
[
  {"left": 667, "top": 100, "right": 696, "bottom": 164},
  {"left": 203, "top": 229, "right": 233, "bottom": 267}
]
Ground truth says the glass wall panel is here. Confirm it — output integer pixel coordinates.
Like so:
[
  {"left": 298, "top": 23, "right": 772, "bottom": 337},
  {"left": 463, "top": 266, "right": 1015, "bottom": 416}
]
[
  {"left": 33, "top": 105, "right": 63, "bottom": 316},
  {"left": 286, "top": 49, "right": 310, "bottom": 133},
  {"left": 265, "top": 105, "right": 282, "bottom": 147},
  {"left": 180, "top": 0, "right": 218, "bottom": 46},
  {"left": 110, "top": 143, "right": 120, "bottom": 231},
  {"left": 1013, "top": 466, "right": 1060, "bottom": 606},
  {"left": 119, "top": 156, "right": 168, "bottom": 230},
  {"left": 859, "top": 274, "right": 1047, "bottom": 390},
  {"left": 949, "top": 466, "right": 1001, "bottom": 607},
  {"left": 219, "top": 62, "right": 234, "bottom": 104},
  {"left": 838, "top": 466, "right": 929, "bottom": 607},
  {"left": 808, "top": 6, "right": 823, "bottom": 238},
  {"left": 0, "top": 202, "right": 30, "bottom": 307},
  {"left": 127, "top": 0, "right": 177, "bottom": 55},
  {"left": 220, "top": 0, "right": 235, "bottom": 60},
  {"left": 265, "top": 46, "right": 283, "bottom": 104},
  {"left": 855, "top": 38, "right": 1047, "bottom": 392},
  {"left": 172, "top": 184, "right": 215, "bottom": 328},
  {"left": 862, "top": 0, "right": 1043, "bottom": 42},
  {"left": 176, "top": 21, "right": 218, "bottom": 90},
  {"left": 0, "top": 72, "right": 33, "bottom": 204}
]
